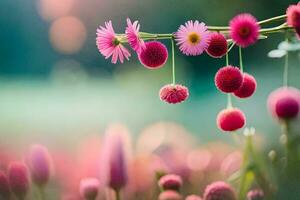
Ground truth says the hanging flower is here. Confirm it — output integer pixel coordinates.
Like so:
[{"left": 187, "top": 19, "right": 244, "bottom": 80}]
[
  {"left": 125, "top": 18, "right": 145, "bottom": 54},
  {"left": 159, "top": 84, "right": 189, "bottom": 104},
  {"left": 217, "top": 108, "right": 246, "bottom": 132},
  {"left": 175, "top": 20, "right": 210, "bottom": 56},
  {"left": 206, "top": 32, "right": 228, "bottom": 58},
  {"left": 96, "top": 21, "right": 131, "bottom": 64},
  {"left": 230, "top": 13, "right": 260, "bottom": 48}
]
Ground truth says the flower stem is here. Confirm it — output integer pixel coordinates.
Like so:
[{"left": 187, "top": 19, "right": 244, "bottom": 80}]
[
  {"left": 239, "top": 47, "right": 244, "bottom": 73},
  {"left": 171, "top": 38, "right": 176, "bottom": 85},
  {"left": 258, "top": 14, "right": 287, "bottom": 25},
  {"left": 227, "top": 93, "right": 233, "bottom": 108},
  {"left": 115, "top": 189, "right": 121, "bottom": 200},
  {"left": 283, "top": 36, "right": 289, "bottom": 87}
]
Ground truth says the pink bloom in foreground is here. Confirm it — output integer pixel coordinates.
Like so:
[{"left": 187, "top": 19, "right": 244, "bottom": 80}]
[
  {"left": 139, "top": 41, "right": 168, "bottom": 69},
  {"left": 0, "top": 171, "right": 10, "bottom": 199},
  {"left": 217, "top": 108, "right": 246, "bottom": 132},
  {"left": 185, "top": 195, "right": 202, "bottom": 200},
  {"left": 158, "top": 174, "right": 183, "bottom": 191},
  {"left": 125, "top": 18, "right": 145, "bottom": 54},
  {"left": 28, "top": 144, "right": 53, "bottom": 187},
  {"left": 247, "top": 189, "right": 264, "bottom": 200},
  {"left": 8, "top": 162, "right": 30, "bottom": 199},
  {"left": 159, "top": 190, "right": 182, "bottom": 200},
  {"left": 206, "top": 32, "right": 228, "bottom": 58},
  {"left": 214, "top": 66, "right": 243, "bottom": 93},
  {"left": 233, "top": 73, "right": 257, "bottom": 98},
  {"left": 287, "top": 4, "right": 300, "bottom": 28},
  {"left": 175, "top": 20, "right": 210, "bottom": 56},
  {"left": 159, "top": 84, "right": 189, "bottom": 104},
  {"left": 203, "top": 181, "right": 236, "bottom": 200},
  {"left": 79, "top": 178, "right": 100, "bottom": 200},
  {"left": 96, "top": 21, "right": 131, "bottom": 64},
  {"left": 230, "top": 13, "right": 260, "bottom": 48}
]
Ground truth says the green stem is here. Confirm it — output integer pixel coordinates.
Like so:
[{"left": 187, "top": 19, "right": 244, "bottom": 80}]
[
  {"left": 171, "top": 38, "right": 176, "bottom": 85},
  {"left": 227, "top": 93, "right": 232, "bottom": 108},
  {"left": 283, "top": 43, "right": 289, "bottom": 87},
  {"left": 115, "top": 189, "right": 121, "bottom": 200},
  {"left": 227, "top": 42, "right": 236, "bottom": 53},
  {"left": 258, "top": 14, "right": 287, "bottom": 25},
  {"left": 239, "top": 47, "right": 244, "bottom": 73}
]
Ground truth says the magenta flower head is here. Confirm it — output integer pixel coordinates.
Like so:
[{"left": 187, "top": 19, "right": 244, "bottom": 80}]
[
  {"left": 8, "top": 162, "right": 30, "bottom": 199},
  {"left": 233, "top": 73, "right": 257, "bottom": 98},
  {"left": 175, "top": 20, "right": 210, "bottom": 56},
  {"left": 138, "top": 41, "right": 168, "bottom": 69},
  {"left": 101, "top": 124, "right": 131, "bottom": 191},
  {"left": 287, "top": 4, "right": 300, "bottom": 28},
  {"left": 247, "top": 189, "right": 264, "bottom": 200},
  {"left": 125, "top": 18, "right": 146, "bottom": 54},
  {"left": 186, "top": 195, "right": 202, "bottom": 200},
  {"left": 27, "top": 144, "right": 53, "bottom": 187},
  {"left": 158, "top": 174, "right": 183, "bottom": 191},
  {"left": 230, "top": 13, "right": 260, "bottom": 48},
  {"left": 159, "top": 190, "right": 182, "bottom": 200},
  {"left": 159, "top": 84, "right": 189, "bottom": 104},
  {"left": 0, "top": 171, "right": 10, "bottom": 199},
  {"left": 214, "top": 66, "right": 243, "bottom": 93},
  {"left": 79, "top": 178, "right": 100, "bottom": 200},
  {"left": 203, "top": 181, "right": 236, "bottom": 200},
  {"left": 217, "top": 108, "right": 246, "bottom": 132},
  {"left": 96, "top": 21, "right": 131, "bottom": 64},
  {"left": 267, "top": 87, "right": 300, "bottom": 120},
  {"left": 206, "top": 32, "right": 228, "bottom": 58}
]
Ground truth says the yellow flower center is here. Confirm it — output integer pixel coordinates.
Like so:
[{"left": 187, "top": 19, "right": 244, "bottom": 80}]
[{"left": 188, "top": 32, "right": 201, "bottom": 45}]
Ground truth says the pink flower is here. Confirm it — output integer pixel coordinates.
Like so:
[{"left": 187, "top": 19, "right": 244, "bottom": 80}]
[
  {"left": 175, "top": 20, "right": 210, "bottom": 56},
  {"left": 185, "top": 195, "right": 202, "bottom": 200},
  {"left": 125, "top": 18, "right": 145, "bottom": 54},
  {"left": 158, "top": 174, "right": 183, "bottom": 191},
  {"left": 0, "top": 171, "right": 10, "bottom": 199},
  {"left": 8, "top": 162, "right": 30, "bottom": 199},
  {"left": 159, "top": 84, "right": 189, "bottom": 104},
  {"left": 159, "top": 190, "right": 182, "bottom": 200},
  {"left": 96, "top": 21, "right": 131, "bottom": 64},
  {"left": 287, "top": 4, "right": 300, "bottom": 28},
  {"left": 27, "top": 144, "right": 53, "bottom": 187},
  {"left": 230, "top": 13, "right": 260, "bottom": 48},
  {"left": 79, "top": 178, "right": 100, "bottom": 200},
  {"left": 203, "top": 181, "right": 236, "bottom": 200},
  {"left": 217, "top": 108, "right": 246, "bottom": 132}
]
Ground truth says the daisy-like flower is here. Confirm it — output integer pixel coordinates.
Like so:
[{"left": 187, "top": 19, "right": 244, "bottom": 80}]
[
  {"left": 175, "top": 20, "right": 210, "bottom": 56},
  {"left": 125, "top": 18, "right": 145, "bottom": 54},
  {"left": 230, "top": 14, "right": 260, "bottom": 48},
  {"left": 96, "top": 21, "right": 131, "bottom": 64}
]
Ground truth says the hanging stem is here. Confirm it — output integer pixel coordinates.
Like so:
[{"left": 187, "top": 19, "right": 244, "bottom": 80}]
[
  {"left": 171, "top": 38, "right": 176, "bottom": 85},
  {"left": 283, "top": 46, "right": 289, "bottom": 87},
  {"left": 115, "top": 189, "right": 121, "bottom": 200},
  {"left": 227, "top": 93, "right": 233, "bottom": 108},
  {"left": 239, "top": 47, "right": 244, "bottom": 73},
  {"left": 258, "top": 14, "right": 287, "bottom": 25}
]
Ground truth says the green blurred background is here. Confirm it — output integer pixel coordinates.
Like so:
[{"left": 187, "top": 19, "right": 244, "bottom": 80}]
[{"left": 0, "top": 0, "right": 299, "bottom": 148}]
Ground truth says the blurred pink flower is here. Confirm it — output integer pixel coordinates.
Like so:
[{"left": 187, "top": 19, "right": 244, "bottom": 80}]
[
  {"left": 96, "top": 21, "right": 131, "bottom": 64},
  {"left": 159, "top": 190, "right": 182, "bottom": 200},
  {"left": 0, "top": 170, "right": 10, "bottom": 199},
  {"left": 8, "top": 162, "right": 30, "bottom": 199},
  {"left": 125, "top": 18, "right": 145, "bottom": 54},
  {"left": 79, "top": 178, "right": 100, "bottom": 200},
  {"left": 175, "top": 20, "right": 210, "bottom": 56},
  {"left": 158, "top": 174, "right": 183, "bottom": 191}
]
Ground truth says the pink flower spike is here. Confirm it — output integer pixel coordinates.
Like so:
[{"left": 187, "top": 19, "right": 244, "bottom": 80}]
[
  {"left": 125, "top": 18, "right": 145, "bottom": 54},
  {"left": 96, "top": 21, "right": 131, "bottom": 64},
  {"left": 175, "top": 20, "right": 210, "bottom": 56},
  {"left": 230, "top": 13, "right": 260, "bottom": 48}
]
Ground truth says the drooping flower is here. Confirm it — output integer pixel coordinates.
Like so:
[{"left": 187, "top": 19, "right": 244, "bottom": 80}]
[
  {"left": 286, "top": 4, "right": 300, "bottom": 28},
  {"left": 79, "top": 178, "right": 100, "bottom": 200},
  {"left": 217, "top": 108, "right": 246, "bottom": 132},
  {"left": 159, "top": 190, "right": 182, "bottom": 200},
  {"left": 214, "top": 66, "right": 243, "bottom": 93},
  {"left": 158, "top": 174, "right": 183, "bottom": 191},
  {"left": 233, "top": 73, "right": 257, "bottom": 98},
  {"left": 96, "top": 21, "right": 131, "bottom": 64},
  {"left": 206, "top": 32, "right": 228, "bottom": 58},
  {"left": 203, "top": 181, "right": 236, "bottom": 200},
  {"left": 230, "top": 14, "right": 260, "bottom": 48},
  {"left": 185, "top": 195, "right": 202, "bottom": 200},
  {"left": 159, "top": 84, "right": 189, "bottom": 104},
  {"left": 0, "top": 171, "right": 10, "bottom": 199},
  {"left": 101, "top": 124, "right": 131, "bottom": 191},
  {"left": 247, "top": 189, "right": 264, "bottom": 200},
  {"left": 175, "top": 20, "right": 210, "bottom": 56},
  {"left": 27, "top": 144, "right": 53, "bottom": 187},
  {"left": 138, "top": 41, "right": 168, "bottom": 69},
  {"left": 8, "top": 162, "right": 30, "bottom": 199},
  {"left": 267, "top": 87, "right": 300, "bottom": 120},
  {"left": 125, "top": 18, "right": 145, "bottom": 54}
]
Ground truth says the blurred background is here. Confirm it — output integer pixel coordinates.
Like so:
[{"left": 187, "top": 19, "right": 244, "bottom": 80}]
[{"left": 0, "top": 0, "right": 299, "bottom": 149}]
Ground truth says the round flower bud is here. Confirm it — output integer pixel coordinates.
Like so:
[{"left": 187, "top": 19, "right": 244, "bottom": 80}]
[
  {"left": 203, "top": 181, "right": 236, "bottom": 200},
  {"left": 247, "top": 189, "right": 264, "bottom": 200},
  {"left": 233, "top": 73, "right": 257, "bottom": 98},
  {"left": 215, "top": 66, "right": 243, "bottom": 93},
  {"left": 79, "top": 178, "right": 100, "bottom": 200},
  {"left": 159, "top": 84, "right": 189, "bottom": 104},
  {"left": 217, "top": 108, "right": 246, "bottom": 132},
  {"left": 159, "top": 190, "right": 182, "bottom": 200},
  {"left": 185, "top": 195, "right": 202, "bottom": 200},
  {"left": 158, "top": 174, "right": 183, "bottom": 191},
  {"left": 287, "top": 4, "right": 300, "bottom": 28},
  {"left": 206, "top": 32, "right": 227, "bottom": 58},
  {"left": 138, "top": 41, "right": 168, "bottom": 69},
  {"left": 8, "top": 162, "right": 30, "bottom": 199}
]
